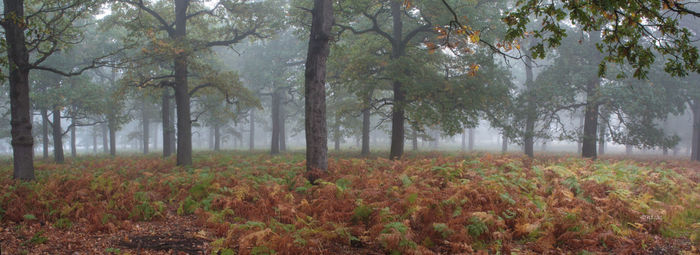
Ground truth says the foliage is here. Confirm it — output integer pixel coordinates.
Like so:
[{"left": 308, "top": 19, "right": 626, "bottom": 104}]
[{"left": 0, "top": 153, "right": 698, "bottom": 253}]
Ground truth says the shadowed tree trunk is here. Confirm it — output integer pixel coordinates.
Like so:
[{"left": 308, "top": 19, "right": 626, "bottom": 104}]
[
  {"left": 214, "top": 124, "right": 220, "bottom": 151},
  {"left": 389, "top": 1, "right": 406, "bottom": 160},
  {"left": 108, "top": 113, "right": 116, "bottom": 156},
  {"left": 412, "top": 129, "right": 418, "bottom": 151},
  {"left": 93, "top": 128, "right": 97, "bottom": 153},
  {"left": 581, "top": 78, "right": 600, "bottom": 159},
  {"left": 249, "top": 109, "right": 255, "bottom": 151},
  {"left": 468, "top": 128, "right": 475, "bottom": 151},
  {"left": 52, "top": 108, "right": 64, "bottom": 163},
  {"left": 41, "top": 108, "right": 49, "bottom": 160},
  {"left": 361, "top": 91, "right": 371, "bottom": 156},
  {"left": 142, "top": 98, "right": 150, "bottom": 154},
  {"left": 523, "top": 46, "right": 536, "bottom": 158},
  {"left": 691, "top": 101, "right": 700, "bottom": 161},
  {"left": 280, "top": 100, "right": 286, "bottom": 152},
  {"left": 102, "top": 123, "right": 108, "bottom": 154},
  {"left": 334, "top": 113, "right": 341, "bottom": 151},
  {"left": 598, "top": 120, "right": 606, "bottom": 155},
  {"left": 174, "top": 0, "right": 193, "bottom": 166},
  {"left": 304, "top": 0, "right": 332, "bottom": 181},
  {"left": 70, "top": 116, "right": 76, "bottom": 158},
  {"left": 271, "top": 89, "right": 280, "bottom": 154},
  {"left": 4, "top": 0, "right": 34, "bottom": 179}
]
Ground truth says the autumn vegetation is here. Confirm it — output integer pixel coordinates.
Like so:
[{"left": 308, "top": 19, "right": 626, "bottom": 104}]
[{"left": 0, "top": 152, "right": 698, "bottom": 254}]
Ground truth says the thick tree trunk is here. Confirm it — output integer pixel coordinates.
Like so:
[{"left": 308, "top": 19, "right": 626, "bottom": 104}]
[
  {"left": 174, "top": 0, "right": 192, "bottom": 166},
  {"left": 501, "top": 134, "right": 508, "bottom": 153},
  {"left": 577, "top": 114, "right": 584, "bottom": 154},
  {"left": 41, "top": 108, "right": 49, "bottom": 160},
  {"left": 102, "top": 122, "right": 108, "bottom": 154},
  {"left": 523, "top": 46, "right": 536, "bottom": 158},
  {"left": 249, "top": 109, "right": 255, "bottom": 151},
  {"left": 304, "top": 0, "right": 332, "bottom": 179},
  {"left": 361, "top": 92, "right": 371, "bottom": 156},
  {"left": 52, "top": 108, "right": 64, "bottom": 163},
  {"left": 214, "top": 124, "right": 220, "bottom": 151},
  {"left": 70, "top": 116, "right": 76, "bottom": 158},
  {"left": 271, "top": 89, "right": 280, "bottom": 154},
  {"left": 4, "top": 0, "right": 34, "bottom": 180},
  {"left": 581, "top": 79, "right": 599, "bottom": 159},
  {"left": 389, "top": 1, "right": 405, "bottom": 160},
  {"left": 468, "top": 128, "right": 475, "bottom": 151}
]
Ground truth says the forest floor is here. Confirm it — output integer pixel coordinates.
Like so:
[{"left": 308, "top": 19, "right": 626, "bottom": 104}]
[{"left": 0, "top": 151, "right": 699, "bottom": 254}]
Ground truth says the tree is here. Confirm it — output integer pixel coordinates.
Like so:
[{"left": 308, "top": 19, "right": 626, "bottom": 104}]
[
  {"left": 303, "top": 0, "right": 333, "bottom": 182},
  {"left": 114, "top": 0, "right": 278, "bottom": 166}
]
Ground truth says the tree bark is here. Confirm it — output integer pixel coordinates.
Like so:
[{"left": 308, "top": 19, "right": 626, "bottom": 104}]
[
  {"left": 598, "top": 118, "right": 606, "bottom": 155},
  {"left": 468, "top": 128, "right": 475, "bottom": 151},
  {"left": 142, "top": 97, "right": 150, "bottom": 154},
  {"left": 214, "top": 124, "right": 220, "bottom": 151},
  {"left": 52, "top": 108, "right": 64, "bottom": 163},
  {"left": 174, "top": 0, "right": 192, "bottom": 166},
  {"left": 412, "top": 129, "right": 418, "bottom": 151},
  {"left": 92, "top": 127, "right": 97, "bottom": 153},
  {"left": 280, "top": 108, "right": 286, "bottom": 152},
  {"left": 70, "top": 116, "right": 76, "bottom": 158},
  {"left": 108, "top": 113, "right": 116, "bottom": 156},
  {"left": 691, "top": 101, "right": 700, "bottom": 161},
  {"left": 389, "top": 1, "right": 405, "bottom": 160},
  {"left": 334, "top": 113, "right": 341, "bottom": 151},
  {"left": 249, "top": 109, "right": 255, "bottom": 151},
  {"left": 41, "top": 108, "right": 49, "bottom": 160},
  {"left": 3, "top": 0, "right": 34, "bottom": 179},
  {"left": 360, "top": 91, "right": 371, "bottom": 156},
  {"left": 581, "top": 78, "right": 600, "bottom": 159},
  {"left": 102, "top": 123, "right": 108, "bottom": 154},
  {"left": 501, "top": 134, "right": 508, "bottom": 153},
  {"left": 271, "top": 89, "right": 280, "bottom": 154},
  {"left": 461, "top": 129, "right": 466, "bottom": 151},
  {"left": 523, "top": 46, "right": 536, "bottom": 158},
  {"left": 304, "top": 0, "right": 332, "bottom": 179}
]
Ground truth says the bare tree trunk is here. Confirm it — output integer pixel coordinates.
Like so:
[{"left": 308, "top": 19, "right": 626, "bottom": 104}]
[
  {"left": 389, "top": 1, "right": 405, "bottom": 160},
  {"left": 280, "top": 101, "right": 286, "bottom": 152},
  {"left": 102, "top": 120, "right": 108, "bottom": 154},
  {"left": 468, "top": 128, "right": 475, "bottom": 151},
  {"left": 174, "top": 0, "right": 192, "bottom": 166},
  {"left": 249, "top": 109, "right": 255, "bottom": 151},
  {"left": 361, "top": 92, "right": 371, "bottom": 156},
  {"left": 271, "top": 89, "right": 280, "bottom": 154},
  {"left": 142, "top": 100, "right": 150, "bottom": 154},
  {"left": 577, "top": 114, "right": 584, "bottom": 154},
  {"left": 581, "top": 78, "right": 600, "bottom": 159},
  {"left": 4, "top": 0, "right": 34, "bottom": 179},
  {"left": 41, "top": 108, "right": 49, "bottom": 160},
  {"left": 52, "top": 108, "right": 64, "bottom": 163},
  {"left": 304, "top": 0, "right": 332, "bottom": 181},
  {"left": 598, "top": 119, "right": 606, "bottom": 155},
  {"left": 334, "top": 113, "right": 340, "bottom": 151},
  {"left": 461, "top": 129, "right": 466, "bottom": 151},
  {"left": 412, "top": 129, "right": 418, "bottom": 151},
  {"left": 108, "top": 114, "right": 116, "bottom": 157},
  {"left": 214, "top": 124, "right": 220, "bottom": 151},
  {"left": 692, "top": 101, "right": 700, "bottom": 161},
  {"left": 501, "top": 134, "right": 508, "bottom": 153},
  {"left": 92, "top": 128, "right": 97, "bottom": 153},
  {"left": 70, "top": 116, "right": 77, "bottom": 158},
  {"left": 523, "top": 45, "right": 536, "bottom": 158}
]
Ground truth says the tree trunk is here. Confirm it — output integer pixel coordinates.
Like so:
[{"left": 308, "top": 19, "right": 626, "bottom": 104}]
[
  {"left": 361, "top": 91, "right": 371, "bottom": 156},
  {"left": 412, "top": 129, "right": 418, "bottom": 151},
  {"left": 389, "top": 1, "right": 405, "bottom": 160},
  {"left": 304, "top": 0, "right": 332, "bottom": 179},
  {"left": 468, "top": 128, "right": 475, "bottom": 151},
  {"left": 70, "top": 116, "right": 77, "bottom": 158},
  {"left": 52, "top": 108, "right": 64, "bottom": 163},
  {"left": 108, "top": 114, "right": 116, "bottom": 156},
  {"left": 249, "top": 109, "right": 255, "bottom": 151},
  {"left": 93, "top": 128, "right": 97, "bottom": 153},
  {"left": 598, "top": 119, "right": 606, "bottom": 155},
  {"left": 692, "top": 102, "right": 700, "bottom": 160},
  {"left": 41, "top": 108, "right": 49, "bottom": 160},
  {"left": 280, "top": 100, "right": 286, "bottom": 152},
  {"left": 626, "top": 145, "right": 633, "bottom": 155},
  {"left": 174, "top": 0, "right": 192, "bottom": 166},
  {"left": 523, "top": 45, "right": 536, "bottom": 158},
  {"left": 334, "top": 113, "right": 341, "bottom": 151},
  {"left": 271, "top": 89, "right": 280, "bottom": 154},
  {"left": 461, "top": 129, "right": 466, "bottom": 151},
  {"left": 214, "top": 124, "right": 220, "bottom": 151},
  {"left": 4, "top": 0, "right": 34, "bottom": 180},
  {"left": 577, "top": 114, "right": 584, "bottom": 154},
  {"left": 501, "top": 134, "right": 508, "bottom": 153},
  {"left": 102, "top": 122, "right": 108, "bottom": 154},
  {"left": 581, "top": 78, "right": 599, "bottom": 159},
  {"left": 142, "top": 99, "right": 150, "bottom": 154}
]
